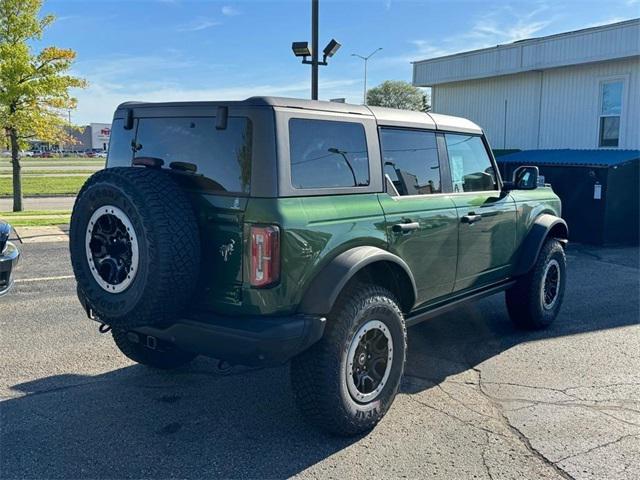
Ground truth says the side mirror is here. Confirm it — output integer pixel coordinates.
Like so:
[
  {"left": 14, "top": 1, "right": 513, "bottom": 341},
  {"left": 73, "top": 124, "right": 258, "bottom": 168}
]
[{"left": 503, "top": 165, "right": 539, "bottom": 192}]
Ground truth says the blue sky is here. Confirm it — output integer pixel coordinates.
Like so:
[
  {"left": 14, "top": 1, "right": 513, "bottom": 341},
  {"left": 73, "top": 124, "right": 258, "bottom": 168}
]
[{"left": 42, "top": 0, "right": 640, "bottom": 124}]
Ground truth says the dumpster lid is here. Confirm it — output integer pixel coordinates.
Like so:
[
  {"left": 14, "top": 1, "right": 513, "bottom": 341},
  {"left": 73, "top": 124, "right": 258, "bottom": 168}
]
[{"left": 496, "top": 149, "right": 640, "bottom": 168}]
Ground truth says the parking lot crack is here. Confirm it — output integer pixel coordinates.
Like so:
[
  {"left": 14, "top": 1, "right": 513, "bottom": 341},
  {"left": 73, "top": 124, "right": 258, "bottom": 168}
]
[
  {"left": 472, "top": 367, "right": 577, "bottom": 480},
  {"left": 556, "top": 434, "right": 640, "bottom": 464},
  {"left": 406, "top": 394, "right": 507, "bottom": 439},
  {"left": 435, "top": 383, "right": 500, "bottom": 421},
  {"left": 480, "top": 432, "right": 495, "bottom": 480}
]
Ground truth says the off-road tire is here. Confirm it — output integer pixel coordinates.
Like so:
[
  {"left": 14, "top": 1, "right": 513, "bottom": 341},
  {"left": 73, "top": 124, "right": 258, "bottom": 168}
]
[
  {"left": 112, "top": 329, "right": 196, "bottom": 369},
  {"left": 291, "top": 283, "right": 407, "bottom": 437},
  {"left": 69, "top": 167, "right": 200, "bottom": 328},
  {"left": 506, "top": 239, "right": 566, "bottom": 330}
]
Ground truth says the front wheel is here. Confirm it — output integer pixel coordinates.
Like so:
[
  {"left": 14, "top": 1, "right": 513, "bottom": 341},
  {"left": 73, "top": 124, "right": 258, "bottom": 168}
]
[
  {"left": 291, "top": 284, "right": 407, "bottom": 437},
  {"left": 506, "top": 239, "right": 567, "bottom": 330}
]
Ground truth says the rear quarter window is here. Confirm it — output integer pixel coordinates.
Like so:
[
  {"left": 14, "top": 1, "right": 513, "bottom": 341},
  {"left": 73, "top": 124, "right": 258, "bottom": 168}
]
[
  {"left": 106, "top": 118, "right": 135, "bottom": 167},
  {"left": 289, "top": 118, "right": 370, "bottom": 189},
  {"left": 133, "top": 117, "right": 252, "bottom": 194}
]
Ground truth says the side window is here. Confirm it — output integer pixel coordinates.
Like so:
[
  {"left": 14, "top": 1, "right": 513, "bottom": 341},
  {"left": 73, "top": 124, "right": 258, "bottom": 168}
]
[
  {"left": 445, "top": 134, "right": 497, "bottom": 193},
  {"left": 380, "top": 128, "right": 441, "bottom": 196},
  {"left": 289, "top": 118, "right": 370, "bottom": 189}
]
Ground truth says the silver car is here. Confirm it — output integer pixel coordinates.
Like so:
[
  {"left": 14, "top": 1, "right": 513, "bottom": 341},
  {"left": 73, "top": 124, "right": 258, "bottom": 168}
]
[{"left": 0, "top": 222, "right": 20, "bottom": 296}]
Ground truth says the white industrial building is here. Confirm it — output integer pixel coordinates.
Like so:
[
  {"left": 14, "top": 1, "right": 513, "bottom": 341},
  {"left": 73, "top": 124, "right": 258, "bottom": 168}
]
[{"left": 413, "top": 19, "right": 640, "bottom": 151}]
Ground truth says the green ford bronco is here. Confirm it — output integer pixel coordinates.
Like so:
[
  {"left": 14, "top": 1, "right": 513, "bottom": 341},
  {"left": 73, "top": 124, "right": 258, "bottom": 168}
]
[{"left": 69, "top": 97, "right": 568, "bottom": 436}]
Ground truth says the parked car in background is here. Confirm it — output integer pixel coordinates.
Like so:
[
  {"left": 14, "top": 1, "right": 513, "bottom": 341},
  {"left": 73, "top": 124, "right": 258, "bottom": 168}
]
[{"left": 0, "top": 222, "right": 20, "bottom": 296}]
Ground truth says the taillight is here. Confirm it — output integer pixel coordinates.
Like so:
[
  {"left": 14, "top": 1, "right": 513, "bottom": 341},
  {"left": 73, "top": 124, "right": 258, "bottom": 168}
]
[{"left": 250, "top": 225, "right": 280, "bottom": 287}]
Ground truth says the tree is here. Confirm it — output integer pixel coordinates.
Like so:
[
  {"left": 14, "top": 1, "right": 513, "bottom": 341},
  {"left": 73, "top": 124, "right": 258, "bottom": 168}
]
[
  {"left": 366, "top": 80, "right": 425, "bottom": 112},
  {"left": 0, "top": 0, "right": 86, "bottom": 211}
]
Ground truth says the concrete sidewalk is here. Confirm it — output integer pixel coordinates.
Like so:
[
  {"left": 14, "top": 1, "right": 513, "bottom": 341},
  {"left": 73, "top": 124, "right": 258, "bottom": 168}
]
[
  {"left": 0, "top": 196, "right": 75, "bottom": 211},
  {"left": 9, "top": 225, "right": 69, "bottom": 244}
]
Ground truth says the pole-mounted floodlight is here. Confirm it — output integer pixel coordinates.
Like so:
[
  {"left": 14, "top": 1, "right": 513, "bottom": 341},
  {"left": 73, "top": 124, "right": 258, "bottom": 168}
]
[
  {"left": 292, "top": 42, "right": 312, "bottom": 58},
  {"left": 323, "top": 39, "right": 341, "bottom": 59},
  {"left": 291, "top": 0, "right": 341, "bottom": 100}
]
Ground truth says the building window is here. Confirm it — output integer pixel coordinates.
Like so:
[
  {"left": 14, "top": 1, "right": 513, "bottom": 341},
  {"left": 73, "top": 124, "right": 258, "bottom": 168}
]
[{"left": 599, "top": 80, "right": 623, "bottom": 147}]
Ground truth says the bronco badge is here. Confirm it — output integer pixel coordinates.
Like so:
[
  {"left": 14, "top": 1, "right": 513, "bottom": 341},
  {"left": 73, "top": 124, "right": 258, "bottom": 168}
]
[{"left": 219, "top": 239, "right": 235, "bottom": 262}]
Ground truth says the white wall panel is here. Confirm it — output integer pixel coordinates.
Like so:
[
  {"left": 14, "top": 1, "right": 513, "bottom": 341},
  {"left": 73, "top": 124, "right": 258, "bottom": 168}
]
[
  {"left": 432, "top": 72, "right": 541, "bottom": 150},
  {"left": 538, "top": 57, "right": 640, "bottom": 149},
  {"left": 432, "top": 57, "right": 639, "bottom": 150},
  {"left": 414, "top": 19, "right": 640, "bottom": 87}
]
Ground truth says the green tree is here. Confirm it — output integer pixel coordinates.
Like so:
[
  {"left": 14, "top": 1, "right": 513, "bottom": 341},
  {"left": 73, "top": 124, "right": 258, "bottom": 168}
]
[
  {"left": 366, "top": 80, "right": 425, "bottom": 112},
  {"left": 0, "top": 0, "right": 86, "bottom": 211}
]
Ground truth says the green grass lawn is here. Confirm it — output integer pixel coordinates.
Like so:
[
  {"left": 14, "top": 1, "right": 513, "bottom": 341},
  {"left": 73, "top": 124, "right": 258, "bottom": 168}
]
[
  {"left": 0, "top": 176, "right": 88, "bottom": 196},
  {"left": 1, "top": 210, "right": 71, "bottom": 226},
  {"left": 0, "top": 162, "right": 102, "bottom": 168},
  {"left": 0, "top": 158, "right": 103, "bottom": 167},
  {"left": 0, "top": 169, "right": 98, "bottom": 176}
]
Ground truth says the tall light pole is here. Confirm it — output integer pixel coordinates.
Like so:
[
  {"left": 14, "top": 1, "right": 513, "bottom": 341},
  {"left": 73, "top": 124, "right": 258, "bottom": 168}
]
[
  {"left": 291, "top": 0, "right": 341, "bottom": 100},
  {"left": 352, "top": 47, "right": 382, "bottom": 105},
  {"left": 311, "top": 0, "right": 319, "bottom": 100}
]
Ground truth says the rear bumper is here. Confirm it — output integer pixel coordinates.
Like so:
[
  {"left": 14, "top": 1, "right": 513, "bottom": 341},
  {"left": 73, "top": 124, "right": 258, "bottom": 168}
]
[
  {"left": 132, "top": 312, "right": 326, "bottom": 367},
  {"left": 0, "top": 242, "right": 20, "bottom": 296}
]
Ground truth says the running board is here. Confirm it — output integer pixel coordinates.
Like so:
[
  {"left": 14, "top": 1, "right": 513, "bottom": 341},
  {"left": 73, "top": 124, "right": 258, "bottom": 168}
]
[{"left": 405, "top": 280, "right": 516, "bottom": 328}]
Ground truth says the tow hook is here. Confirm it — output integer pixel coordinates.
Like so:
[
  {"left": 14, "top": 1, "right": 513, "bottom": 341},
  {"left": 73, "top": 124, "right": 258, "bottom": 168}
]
[
  {"left": 215, "top": 360, "right": 234, "bottom": 375},
  {"left": 146, "top": 335, "right": 158, "bottom": 350},
  {"left": 98, "top": 323, "right": 112, "bottom": 334}
]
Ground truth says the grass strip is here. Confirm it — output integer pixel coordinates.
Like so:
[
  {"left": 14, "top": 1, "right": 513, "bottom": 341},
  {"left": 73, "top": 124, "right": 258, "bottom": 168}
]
[
  {"left": 0, "top": 176, "right": 88, "bottom": 196},
  {"left": 2, "top": 215, "right": 71, "bottom": 227},
  {"left": 0, "top": 169, "right": 99, "bottom": 176},
  {"left": 2, "top": 209, "right": 72, "bottom": 217}
]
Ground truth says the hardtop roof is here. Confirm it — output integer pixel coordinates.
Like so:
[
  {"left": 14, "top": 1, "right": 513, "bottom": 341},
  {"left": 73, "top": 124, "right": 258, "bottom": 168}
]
[{"left": 116, "top": 96, "right": 482, "bottom": 134}]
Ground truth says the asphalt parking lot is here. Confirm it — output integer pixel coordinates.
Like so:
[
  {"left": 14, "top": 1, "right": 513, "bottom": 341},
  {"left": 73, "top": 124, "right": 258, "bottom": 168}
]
[{"left": 1, "top": 240, "right": 638, "bottom": 479}]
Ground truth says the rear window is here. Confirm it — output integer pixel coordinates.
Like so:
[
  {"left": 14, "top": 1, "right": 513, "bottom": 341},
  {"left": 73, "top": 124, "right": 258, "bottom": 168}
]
[
  {"left": 289, "top": 118, "right": 370, "bottom": 189},
  {"left": 133, "top": 117, "right": 252, "bottom": 194}
]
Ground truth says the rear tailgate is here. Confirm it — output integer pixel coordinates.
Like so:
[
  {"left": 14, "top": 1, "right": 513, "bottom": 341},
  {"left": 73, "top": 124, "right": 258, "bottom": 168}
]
[{"left": 186, "top": 193, "right": 247, "bottom": 311}]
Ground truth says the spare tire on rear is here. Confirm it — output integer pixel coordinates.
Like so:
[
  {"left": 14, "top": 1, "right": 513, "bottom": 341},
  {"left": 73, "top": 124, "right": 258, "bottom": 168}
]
[{"left": 69, "top": 167, "right": 201, "bottom": 328}]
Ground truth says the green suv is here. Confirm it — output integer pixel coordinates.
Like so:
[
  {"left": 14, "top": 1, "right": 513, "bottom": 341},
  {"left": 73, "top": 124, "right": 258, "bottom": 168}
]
[{"left": 69, "top": 97, "right": 568, "bottom": 436}]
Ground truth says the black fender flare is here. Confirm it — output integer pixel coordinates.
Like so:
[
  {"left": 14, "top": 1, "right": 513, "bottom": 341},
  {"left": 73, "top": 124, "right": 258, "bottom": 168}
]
[
  {"left": 299, "top": 246, "right": 418, "bottom": 315},
  {"left": 512, "top": 214, "right": 568, "bottom": 277}
]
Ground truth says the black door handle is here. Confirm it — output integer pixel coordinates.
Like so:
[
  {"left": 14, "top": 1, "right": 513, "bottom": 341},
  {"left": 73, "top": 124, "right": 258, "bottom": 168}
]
[
  {"left": 461, "top": 214, "right": 482, "bottom": 225},
  {"left": 392, "top": 222, "right": 420, "bottom": 233}
]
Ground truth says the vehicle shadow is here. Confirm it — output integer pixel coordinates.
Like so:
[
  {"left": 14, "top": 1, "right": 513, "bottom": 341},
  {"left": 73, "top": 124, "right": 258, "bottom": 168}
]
[{"left": 2, "top": 245, "right": 638, "bottom": 479}]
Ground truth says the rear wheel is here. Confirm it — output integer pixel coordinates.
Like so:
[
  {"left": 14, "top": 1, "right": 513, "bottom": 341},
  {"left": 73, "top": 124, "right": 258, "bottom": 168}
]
[
  {"left": 506, "top": 239, "right": 567, "bottom": 329},
  {"left": 112, "top": 329, "right": 196, "bottom": 370},
  {"left": 291, "top": 284, "right": 406, "bottom": 436}
]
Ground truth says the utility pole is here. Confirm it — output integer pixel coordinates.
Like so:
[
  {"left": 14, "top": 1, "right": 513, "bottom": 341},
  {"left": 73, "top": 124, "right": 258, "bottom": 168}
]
[
  {"left": 311, "top": 0, "right": 319, "bottom": 100},
  {"left": 352, "top": 48, "right": 383, "bottom": 105}
]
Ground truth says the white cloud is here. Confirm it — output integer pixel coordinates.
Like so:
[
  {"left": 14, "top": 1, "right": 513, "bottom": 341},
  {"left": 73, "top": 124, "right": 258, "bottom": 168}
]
[
  {"left": 221, "top": 5, "right": 241, "bottom": 16},
  {"left": 582, "top": 16, "right": 633, "bottom": 29},
  {"left": 73, "top": 67, "right": 361, "bottom": 124},
  {"left": 381, "top": 3, "right": 559, "bottom": 66},
  {"left": 176, "top": 17, "right": 221, "bottom": 32}
]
